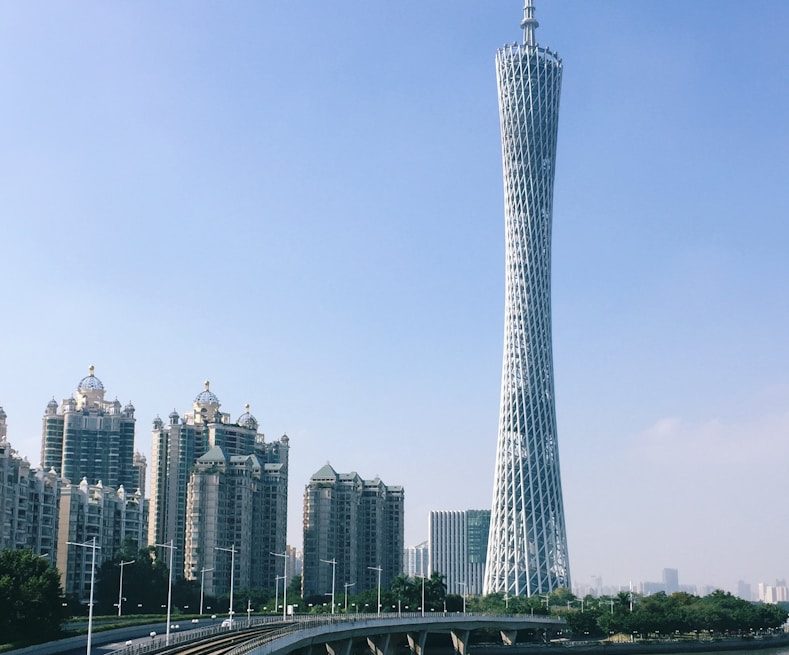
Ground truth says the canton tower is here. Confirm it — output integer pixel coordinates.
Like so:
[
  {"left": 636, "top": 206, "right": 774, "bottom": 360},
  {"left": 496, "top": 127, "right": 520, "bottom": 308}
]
[{"left": 484, "top": 0, "right": 571, "bottom": 596}]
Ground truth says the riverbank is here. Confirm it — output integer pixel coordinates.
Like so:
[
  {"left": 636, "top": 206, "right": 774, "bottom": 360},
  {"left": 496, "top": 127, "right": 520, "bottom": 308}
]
[{"left": 461, "top": 634, "right": 789, "bottom": 655}]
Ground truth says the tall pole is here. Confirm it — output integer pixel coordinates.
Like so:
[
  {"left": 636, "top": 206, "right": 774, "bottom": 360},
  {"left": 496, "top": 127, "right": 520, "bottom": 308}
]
[
  {"left": 200, "top": 567, "right": 214, "bottom": 616},
  {"left": 344, "top": 582, "right": 355, "bottom": 613},
  {"left": 368, "top": 566, "right": 382, "bottom": 616},
  {"left": 117, "top": 560, "right": 135, "bottom": 617},
  {"left": 69, "top": 538, "right": 102, "bottom": 655},
  {"left": 274, "top": 576, "right": 281, "bottom": 616},
  {"left": 417, "top": 575, "right": 425, "bottom": 617},
  {"left": 271, "top": 551, "right": 288, "bottom": 620},
  {"left": 458, "top": 582, "right": 467, "bottom": 615},
  {"left": 321, "top": 559, "right": 337, "bottom": 614},
  {"left": 155, "top": 541, "right": 177, "bottom": 645},
  {"left": 215, "top": 544, "right": 236, "bottom": 624}
]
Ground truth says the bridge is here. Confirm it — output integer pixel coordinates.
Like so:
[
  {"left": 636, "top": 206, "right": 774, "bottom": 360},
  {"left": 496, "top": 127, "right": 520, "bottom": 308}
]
[{"left": 224, "top": 614, "right": 565, "bottom": 655}]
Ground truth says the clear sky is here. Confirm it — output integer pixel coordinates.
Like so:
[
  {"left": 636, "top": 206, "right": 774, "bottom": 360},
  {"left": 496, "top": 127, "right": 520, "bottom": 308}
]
[{"left": 1, "top": 1, "right": 787, "bottom": 594}]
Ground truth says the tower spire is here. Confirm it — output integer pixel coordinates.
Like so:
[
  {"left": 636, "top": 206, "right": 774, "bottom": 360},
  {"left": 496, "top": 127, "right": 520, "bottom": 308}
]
[{"left": 521, "top": 0, "right": 539, "bottom": 46}]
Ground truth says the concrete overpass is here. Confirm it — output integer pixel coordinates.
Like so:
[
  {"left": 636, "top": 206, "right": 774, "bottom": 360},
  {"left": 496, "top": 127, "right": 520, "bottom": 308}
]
[{"left": 228, "top": 614, "right": 566, "bottom": 655}]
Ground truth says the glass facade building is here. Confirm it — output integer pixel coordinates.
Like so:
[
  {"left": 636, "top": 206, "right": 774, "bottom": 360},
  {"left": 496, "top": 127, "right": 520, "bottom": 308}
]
[{"left": 484, "top": 1, "right": 571, "bottom": 596}]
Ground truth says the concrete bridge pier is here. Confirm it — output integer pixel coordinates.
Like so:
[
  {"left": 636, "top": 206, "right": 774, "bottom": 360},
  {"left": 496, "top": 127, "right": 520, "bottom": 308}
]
[
  {"left": 450, "top": 630, "right": 470, "bottom": 655},
  {"left": 500, "top": 630, "right": 518, "bottom": 646},
  {"left": 366, "top": 634, "right": 391, "bottom": 655},
  {"left": 407, "top": 631, "right": 428, "bottom": 655},
  {"left": 325, "top": 639, "right": 353, "bottom": 655}
]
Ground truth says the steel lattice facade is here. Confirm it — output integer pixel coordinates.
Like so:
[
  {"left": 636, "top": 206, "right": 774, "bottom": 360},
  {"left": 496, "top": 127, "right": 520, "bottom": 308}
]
[{"left": 483, "top": 2, "right": 571, "bottom": 597}]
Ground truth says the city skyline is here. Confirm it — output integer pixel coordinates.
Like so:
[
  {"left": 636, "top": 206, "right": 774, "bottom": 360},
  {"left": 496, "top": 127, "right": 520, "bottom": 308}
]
[{"left": 1, "top": 1, "right": 788, "bottom": 593}]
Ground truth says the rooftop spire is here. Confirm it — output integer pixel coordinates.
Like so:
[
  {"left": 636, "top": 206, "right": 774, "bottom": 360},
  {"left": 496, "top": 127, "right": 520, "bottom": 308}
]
[{"left": 521, "top": 0, "right": 539, "bottom": 46}]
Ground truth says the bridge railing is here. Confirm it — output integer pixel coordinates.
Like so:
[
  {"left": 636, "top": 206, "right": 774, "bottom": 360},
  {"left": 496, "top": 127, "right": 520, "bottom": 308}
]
[{"left": 106, "top": 612, "right": 563, "bottom": 655}]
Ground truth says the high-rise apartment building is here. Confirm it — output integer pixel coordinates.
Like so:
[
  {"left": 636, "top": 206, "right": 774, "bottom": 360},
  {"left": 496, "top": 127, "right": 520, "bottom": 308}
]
[
  {"left": 149, "top": 384, "right": 289, "bottom": 581},
  {"left": 429, "top": 510, "right": 490, "bottom": 595},
  {"left": 57, "top": 478, "right": 146, "bottom": 599},
  {"left": 485, "top": 0, "right": 571, "bottom": 596},
  {"left": 403, "top": 541, "right": 429, "bottom": 578},
  {"left": 0, "top": 410, "right": 60, "bottom": 561},
  {"left": 42, "top": 367, "right": 137, "bottom": 490},
  {"left": 302, "top": 464, "right": 403, "bottom": 599},
  {"left": 132, "top": 452, "right": 147, "bottom": 496},
  {"left": 183, "top": 437, "right": 288, "bottom": 596}
]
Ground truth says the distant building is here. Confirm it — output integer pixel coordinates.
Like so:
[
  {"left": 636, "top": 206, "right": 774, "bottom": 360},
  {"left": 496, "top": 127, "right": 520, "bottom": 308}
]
[
  {"left": 287, "top": 545, "right": 303, "bottom": 581},
  {"left": 302, "top": 464, "right": 403, "bottom": 599},
  {"left": 429, "top": 509, "right": 490, "bottom": 595},
  {"left": 149, "top": 383, "right": 289, "bottom": 581},
  {"left": 758, "top": 581, "right": 789, "bottom": 604},
  {"left": 0, "top": 412, "right": 60, "bottom": 561},
  {"left": 663, "top": 568, "right": 679, "bottom": 594},
  {"left": 183, "top": 438, "right": 288, "bottom": 596},
  {"left": 42, "top": 366, "right": 137, "bottom": 491},
  {"left": 404, "top": 541, "right": 429, "bottom": 578},
  {"left": 736, "top": 580, "right": 752, "bottom": 601},
  {"left": 132, "top": 452, "right": 147, "bottom": 495},
  {"left": 57, "top": 478, "right": 146, "bottom": 600}
]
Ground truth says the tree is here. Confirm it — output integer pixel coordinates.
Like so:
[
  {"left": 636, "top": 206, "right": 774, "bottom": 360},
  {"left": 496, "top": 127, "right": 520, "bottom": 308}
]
[
  {"left": 0, "top": 549, "right": 66, "bottom": 643},
  {"left": 94, "top": 546, "right": 168, "bottom": 615}
]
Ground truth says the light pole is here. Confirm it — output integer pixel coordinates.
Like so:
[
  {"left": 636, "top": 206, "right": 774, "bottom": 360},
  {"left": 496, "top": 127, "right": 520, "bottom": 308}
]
[
  {"left": 458, "top": 582, "right": 467, "bottom": 615},
  {"left": 271, "top": 551, "right": 288, "bottom": 620},
  {"left": 246, "top": 599, "right": 253, "bottom": 627},
  {"left": 67, "top": 537, "right": 101, "bottom": 655},
  {"left": 368, "top": 566, "right": 382, "bottom": 616},
  {"left": 320, "top": 559, "right": 337, "bottom": 614},
  {"left": 275, "top": 575, "right": 285, "bottom": 616},
  {"left": 116, "top": 559, "right": 135, "bottom": 617},
  {"left": 154, "top": 541, "right": 176, "bottom": 645},
  {"left": 199, "top": 567, "right": 214, "bottom": 616},
  {"left": 416, "top": 574, "right": 426, "bottom": 617},
  {"left": 215, "top": 544, "right": 236, "bottom": 625},
  {"left": 344, "top": 582, "right": 355, "bottom": 613}
]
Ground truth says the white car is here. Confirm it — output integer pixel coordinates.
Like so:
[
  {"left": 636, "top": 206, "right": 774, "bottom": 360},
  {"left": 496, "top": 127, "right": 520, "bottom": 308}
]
[{"left": 221, "top": 619, "right": 234, "bottom": 628}]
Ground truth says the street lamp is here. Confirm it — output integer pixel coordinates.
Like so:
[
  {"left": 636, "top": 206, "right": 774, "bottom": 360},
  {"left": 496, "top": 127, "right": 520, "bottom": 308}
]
[
  {"left": 199, "top": 567, "right": 214, "bottom": 616},
  {"left": 214, "top": 544, "right": 236, "bottom": 625},
  {"left": 416, "top": 574, "right": 426, "bottom": 617},
  {"left": 368, "top": 566, "right": 382, "bottom": 616},
  {"left": 344, "top": 582, "right": 355, "bottom": 613},
  {"left": 246, "top": 600, "right": 253, "bottom": 627},
  {"left": 275, "top": 575, "right": 285, "bottom": 617},
  {"left": 271, "top": 551, "right": 288, "bottom": 620},
  {"left": 67, "top": 537, "right": 101, "bottom": 655},
  {"left": 116, "top": 560, "right": 135, "bottom": 617},
  {"left": 154, "top": 541, "right": 177, "bottom": 645},
  {"left": 458, "top": 582, "right": 467, "bottom": 615},
  {"left": 320, "top": 559, "right": 337, "bottom": 614}
]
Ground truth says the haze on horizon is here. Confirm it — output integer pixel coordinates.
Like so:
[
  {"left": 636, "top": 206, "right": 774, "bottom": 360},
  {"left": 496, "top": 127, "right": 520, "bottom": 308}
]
[{"left": 0, "top": 1, "right": 787, "bottom": 595}]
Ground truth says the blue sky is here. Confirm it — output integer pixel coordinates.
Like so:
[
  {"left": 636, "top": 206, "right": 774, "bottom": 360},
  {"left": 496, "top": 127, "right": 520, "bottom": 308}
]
[{"left": 1, "top": 1, "right": 787, "bottom": 593}]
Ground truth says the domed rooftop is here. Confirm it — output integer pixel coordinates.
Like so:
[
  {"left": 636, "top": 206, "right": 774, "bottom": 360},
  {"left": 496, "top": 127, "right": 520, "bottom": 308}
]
[
  {"left": 0, "top": 405, "right": 6, "bottom": 420},
  {"left": 47, "top": 398, "right": 58, "bottom": 409},
  {"left": 194, "top": 380, "right": 220, "bottom": 406},
  {"left": 237, "top": 403, "right": 258, "bottom": 430},
  {"left": 77, "top": 365, "right": 104, "bottom": 393}
]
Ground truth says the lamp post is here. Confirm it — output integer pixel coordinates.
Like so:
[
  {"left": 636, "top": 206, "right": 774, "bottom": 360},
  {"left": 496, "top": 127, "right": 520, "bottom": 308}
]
[
  {"left": 344, "top": 582, "right": 355, "bottom": 613},
  {"left": 275, "top": 575, "right": 285, "bottom": 616},
  {"left": 154, "top": 541, "right": 176, "bottom": 645},
  {"left": 67, "top": 537, "right": 101, "bottom": 655},
  {"left": 416, "top": 574, "right": 426, "bottom": 617},
  {"left": 199, "top": 567, "right": 214, "bottom": 616},
  {"left": 320, "top": 559, "right": 337, "bottom": 614},
  {"left": 116, "top": 560, "right": 135, "bottom": 617},
  {"left": 246, "top": 599, "right": 253, "bottom": 627},
  {"left": 368, "top": 566, "right": 382, "bottom": 616},
  {"left": 271, "top": 551, "right": 288, "bottom": 620},
  {"left": 458, "top": 582, "right": 467, "bottom": 615},
  {"left": 214, "top": 544, "right": 236, "bottom": 625}
]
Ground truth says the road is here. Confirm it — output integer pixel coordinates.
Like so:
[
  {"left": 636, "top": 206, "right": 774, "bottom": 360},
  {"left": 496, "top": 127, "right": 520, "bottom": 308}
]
[{"left": 7, "top": 618, "right": 226, "bottom": 655}]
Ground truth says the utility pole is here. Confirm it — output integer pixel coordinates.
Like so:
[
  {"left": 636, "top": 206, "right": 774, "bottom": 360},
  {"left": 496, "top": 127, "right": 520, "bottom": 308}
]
[
  {"left": 344, "top": 582, "right": 355, "bottom": 613},
  {"left": 320, "top": 559, "right": 337, "bottom": 614},
  {"left": 368, "top": 566, "right": 383, "bottom": 616},
  {"left": 215, "top": 544, "right": 236, "bottom": 625},
  {"left": 67, "top": 538, "right": 101, "bottom": 655},
  {"left": 199, "top": 567, "right": 214, "bottom": 616},
  {"left": 154, "top": 541, "right": 177, "bottom": 645},
  {"left": 116, "top": 560, "right": 135, "bottom": 617},
  {"left": 271, "top": 551, "right": 288, "bottom": 620}
]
